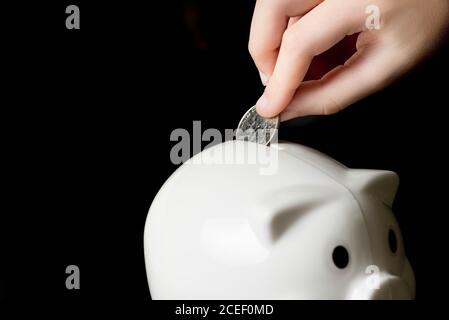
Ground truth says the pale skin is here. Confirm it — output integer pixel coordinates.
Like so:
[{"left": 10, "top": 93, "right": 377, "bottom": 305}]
[{"left": 249, "top": 0, "right": 449, "bottom": 121}]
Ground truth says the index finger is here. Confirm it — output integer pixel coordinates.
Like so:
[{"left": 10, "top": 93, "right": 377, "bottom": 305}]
[{"left": 248, "top": 0, "right": 323, "bottom": 82}]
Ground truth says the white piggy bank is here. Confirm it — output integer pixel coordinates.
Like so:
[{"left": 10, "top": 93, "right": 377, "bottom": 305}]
[{"left": 144, "top": 141, "right": 415, "bottom": 299}]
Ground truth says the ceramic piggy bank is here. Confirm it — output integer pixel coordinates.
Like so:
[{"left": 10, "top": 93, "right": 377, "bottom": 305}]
[{"left": 144, "top": 141, "right": 415, "bottom": 299}]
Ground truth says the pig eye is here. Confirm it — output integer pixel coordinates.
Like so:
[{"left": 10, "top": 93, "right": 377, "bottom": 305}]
[
  {"left": 388, "top": 229, "right": 397, "bottom": 253},
  {"left": 332, "top": 245, "right": 349, "bottom": 269}
]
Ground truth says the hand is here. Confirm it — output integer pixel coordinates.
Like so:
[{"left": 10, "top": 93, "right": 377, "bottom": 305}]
[{"left": 249, "top": 0, "right": 449, "bottom": 120}]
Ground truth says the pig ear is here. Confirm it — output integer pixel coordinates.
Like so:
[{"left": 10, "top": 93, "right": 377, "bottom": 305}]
[
  {"left": 249, "top": 186, "right": 335, "bottom": 247},
  {"left": 345, "top": 169, "right": 399, "bottom": 207}
]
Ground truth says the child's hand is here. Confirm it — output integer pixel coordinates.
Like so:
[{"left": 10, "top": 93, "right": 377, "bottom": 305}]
[{"left": 249, "top": 0, "right": 449, "bottom": 120}]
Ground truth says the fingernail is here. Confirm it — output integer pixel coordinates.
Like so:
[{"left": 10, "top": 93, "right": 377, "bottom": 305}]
[
  {"left": 256, "top": 93, "right": 268, "bottom": 112},
  {"left": 259, "top": 71, "right": 268, "bottom": 86}
]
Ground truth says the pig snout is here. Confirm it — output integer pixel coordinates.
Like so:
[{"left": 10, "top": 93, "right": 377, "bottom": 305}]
[{"left": 350, "top": 272, "right": 414, "bottom": 300}]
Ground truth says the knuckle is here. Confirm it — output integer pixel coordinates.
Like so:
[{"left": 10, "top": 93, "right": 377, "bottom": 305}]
[
  {"left": 281, "top": 29, "right": 297, "bottom": 51},
  {"left": 322, "top": 94, "right": 344, "bottom": 115},
  {"left": 248, "top": 40, "right": 261, "bottom": 60},
  {"left": 281, "top": 28, "right": 308, "bottom": 57},
  {"left": 247, "top": 40, "right": 255, "bottom": 55}
]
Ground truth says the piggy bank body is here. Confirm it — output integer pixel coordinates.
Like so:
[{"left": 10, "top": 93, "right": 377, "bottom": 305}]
[{"left": 144, "top": 141, "right": 415, "bottom": 299}]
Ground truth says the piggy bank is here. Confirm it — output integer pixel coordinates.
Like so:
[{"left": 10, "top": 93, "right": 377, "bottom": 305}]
[{"left": 144, "top": 141, "right": 415, "bottom": 299}]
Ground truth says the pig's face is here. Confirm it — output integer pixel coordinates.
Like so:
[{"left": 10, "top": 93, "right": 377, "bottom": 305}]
[
  {"left": 258, "top": 184, "right": 415, "bottom": 299},
  {"left": 144, "top": 141, "right": 415, "bottom": 299}
]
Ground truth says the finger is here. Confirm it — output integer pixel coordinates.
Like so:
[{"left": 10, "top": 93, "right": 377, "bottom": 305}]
[
  {"left": 249, "top": 0, "right": 322, "bottom": 85},
  {"left": 280, "top": 44, "right": 400, "bottom": 120},
  {"left": 256, "top": 0, "right": 369, "bottom": 117}
]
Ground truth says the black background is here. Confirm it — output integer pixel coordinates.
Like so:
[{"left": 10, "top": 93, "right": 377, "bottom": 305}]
[{"left": 3, "top": 0, "right": 449, "bottom": 302}]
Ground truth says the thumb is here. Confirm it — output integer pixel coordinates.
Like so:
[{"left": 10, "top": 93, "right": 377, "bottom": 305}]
[{"left": 280, "top": 43, "right": 400, "bottom": 120}]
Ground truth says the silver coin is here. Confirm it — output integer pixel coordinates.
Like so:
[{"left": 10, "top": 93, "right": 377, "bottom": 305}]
[{"left": 236, "top": 105, "right": 279, "bottom": 145}]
